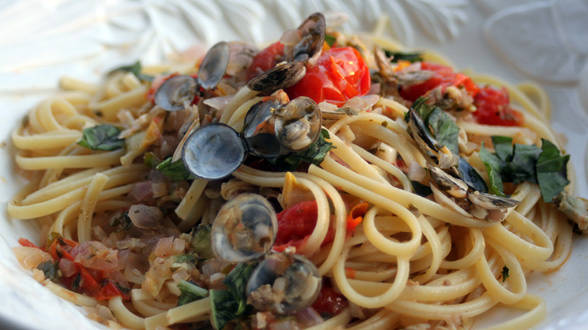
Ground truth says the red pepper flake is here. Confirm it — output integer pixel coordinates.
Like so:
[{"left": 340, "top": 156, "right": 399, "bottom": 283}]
[
  {"left": 18, "top": 238, "right": 39, "bottom": 249},
  {"left": 346, "top": 202, "right": 369, "bottom": 233}
]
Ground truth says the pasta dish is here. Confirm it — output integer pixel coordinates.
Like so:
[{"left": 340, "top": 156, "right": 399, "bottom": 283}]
[{"left": 8, "top": 12, "right": 588, "bottom": 330}]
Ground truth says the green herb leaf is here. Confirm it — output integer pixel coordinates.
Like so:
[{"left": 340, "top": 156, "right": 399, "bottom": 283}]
[
  {"left": 384, "top": 50, "right": 423, "bottom": 63},
  {"left": 536, "top": 139, "right": 570, "bottom": 202},
  {"left": 501, "top": 266, "right": 509, "bottom": 282},
  {"left": 491, "top": 136, "right": 513, "bottom": 162},
  {"left": 37, "top": 261, "right": 59, "bottom": 281},
  {"left": 210, "top": 263, "right": 257, "bottom": 330},
  {"left": 191, "top": 225, "right": 214, "bottom": 259},
  {"left": 156, "top": 157, "right": 195, "bottom": 181},
  {"left": 325, "top": 34, "right": 336, "bottom": 47},
  {"left": 175, "top": 254, "right": 197, "bottom": 264},
  {"left": 177, "top": 280, "right": 208, "bottom": 306},
  {"left": 143, "top": 152, "right": 161, "bottom": 169},
  {"left": 224, "top": 263, "right": 256, "bottom": 315},
  {"left": 479, "top": 144, "right": 505, "bottom": 196},
  {"left": 411, "top": 180, "right": 432, "bottom": 197},
  {"left": 426, "top": 108, "right": 459, "bottom": 154},
  {"left": 210, "top": 289, "right": 237, "bottom": 330},
  {"left": 503, "top": 144, "right": 541, "bottom": 184},
  {"left": 78, "top": 124, "right": 124, "bottom": 151},
  {"left": 412, "top": 97, "right": 435, "bottom": 121},
  {"left": 109, "top": 212, "right": 131, "bottom": 232},
  {"left": 108, "top": 61, "right": 154, "bottom": 82},
  {"left": 276, "top": 129, "right": 334, "bottom": 170}
]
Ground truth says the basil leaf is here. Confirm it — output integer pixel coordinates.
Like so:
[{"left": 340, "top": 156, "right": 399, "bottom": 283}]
[
  {"left": 457, "top": 157, "right": 487, "bottom": 193},
  {"left": 156, "top": 157, "right": 195, "bottom": 181},
  {"left": 479, "top": 144, "right": 505, "bottom": 196},
  {"left": 384, "top": 50, "right": 423, "bottom": 63},
  {"left": 412, "top": 97, "right": 435, "bottom": 121},
  {"left": 325, "top": 34, "right": 336, "bottom": 47},
  {"left": 503, "top": 144, "right": 541, "bottom": 184},
  {"left": 210, "top": 263, "right": 257, "bottom": 330},
  {"left": 210, "top": 289, "right": 237, "bottom": 330},
  {"left": 426, "top": 108, "right": 459, "bottom": 154},
  {"left": 191, "top": 225, "right": 214, "bottom": 259},
  {"left": 37, "top": 261, "right": 59, "bottom": 281},
  {"left": 491, "top": 136, "right": 513, "bottom": 162},
  {"left": 177, "top": 280, "right": 208, "bottom": 306},
  {"left": 224, "top": 263, "right": 256, "bottom": 315},
  {"left": 78, "top": 124, "right": 124, "bottom": 151},
  {"left": 276, "top": 129, "right": 334, "bottom": 170},
  {"left": 411, "top": 180, "right": 432, "bottom": 197},
  {"left": 108, "top": 60, "right": 154, "bottom": 82},
  {"left": 536, "top": 139, "right": 569, "bottom": 202},
  {"left": 143, "top": 152, "right": 161, "bottom": 169}
]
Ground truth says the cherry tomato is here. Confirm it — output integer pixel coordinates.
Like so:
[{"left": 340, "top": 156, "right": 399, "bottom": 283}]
[
  {"left": 473, "top": 86, "right": 524, "bottom": 126},
  {"left": 96, "top": 281, "right": 127, "bottom": 301},
  {"left": 287, "top": 47, "right": 371, "bottom": 106},
  {"left": 18, "top": 238, "right": 39, "bottom": 249},
  {"left": 312, "top": 283, "right": 348, "bottom": 317},
  {"left": 346, "top": 202, "right": 369, "bottom": 233},
  {"left": 399, "top": 62, "right": 479, "bottom": 102},
  {"left": 274, "top": 201, "right": 333, "bottom": 252},
  {"left": 246, "top": 41, "right": 285, "bottom": 80}
]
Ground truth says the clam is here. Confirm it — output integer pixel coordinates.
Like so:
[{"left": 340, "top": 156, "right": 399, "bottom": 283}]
[
  {"left": 468, "top": 191, "right": 519, "bottom": 210},
  {"left": 247, "top": 61, "right": 306, "bottom": 95},
  {"left": 211, "top": 194, "right": 278, "bottom": 263},
  {"left": 556, "top": 191, "right": 588, "bottom": 232},
  {"left": 429, "top": 166, "right": 468, "bottom": 199},
  {"left": 274, "top": 97, "right": 321, "bottom": 152},
  {"left": 182, "top": 123, "right": 246, "bottom": 180},
  {"left": 246, "top": 253, "right": 321, "bottom": 314},
  {"left": 155, "top": 41, "right": 230, "bottom": 111},
  {"left": 197, "top": 41, "right": 230, "bottom": 90},
  {"left": 154, "top": 75, "right": 198, "bottom": 112},
  {"left": 243, "top": 97, "right": 322, "bottom": 158},
  {"left": 290, "top": 12, "right": 326, "bottom": 62},
  {"left": 242, "top": 100, "right": 283, "bottom": 158}
]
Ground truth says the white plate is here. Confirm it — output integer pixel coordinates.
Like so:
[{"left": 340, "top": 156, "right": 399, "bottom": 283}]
[{"left": 0, "top": 0, "right": 587, "bottom": 329}]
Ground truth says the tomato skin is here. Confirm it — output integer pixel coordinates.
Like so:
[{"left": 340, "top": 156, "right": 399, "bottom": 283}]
[
  {"left": 274, "top": 201, "right": 333, "bottom": 252},
  {"left": 312, "top": 284, "right": 348, "bottom": 317},
  {"left": 399, "top": 62, "right": 479, "bottom": 102},
  {"left": 287, "top": 47, "right": 371, "bottom": 106},
  {"left": 247, "top": 42, "right": 285, "bottom": 80},
  {"left": 473, "top": 86, "right": 524, "bottom": 126}
]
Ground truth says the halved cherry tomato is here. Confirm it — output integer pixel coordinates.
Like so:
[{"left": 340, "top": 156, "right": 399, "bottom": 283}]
[
  {"left": 399, "top": 62, "right": 479, "bottom": 102},
  {"left": 247, "top": 41, "right": 285, "bottom": 80},
  {"left": 274, "top": 201, "right": 333, "bottom": 252},
  {"left": 286, "top": 47, "right": 371, "bottom": 106},
  {"left": 473, "top": 86, "right": 524, "bottom": 126}
]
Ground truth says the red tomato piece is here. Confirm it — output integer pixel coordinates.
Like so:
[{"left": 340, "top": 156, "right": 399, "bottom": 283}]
[
  {"left": 286, "top": 47, "right": 371, "bottom": 106},
  {"left": 246, "top": 41, "right": 285, "bottom": 80},
  {"left": 18, "top": 238, "right": 39, "bottom": 249},
  {"left": 473, "top": 86, "right": 524, "bottom": 126},
  {"left": 312, "top": 284, "right": 348, "bottom": 316},
  {"left": 274, "top": 201, "right": 334, "bottom": 252},
  {"left": 399, "top": 62, "right": 479, "bottom": 102},
  {"left": 96, "top": 281, "right": 127, "bottom": 301}
]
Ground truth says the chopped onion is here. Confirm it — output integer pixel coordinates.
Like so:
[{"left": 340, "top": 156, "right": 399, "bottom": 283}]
[
  {"left": 12, "top": 246, "right": 52, "bottom": 270},
  {"left": 203, "top": 95, "right": 232, "bottom": 111},
  {"left": 58, "top": 258, "right": 77, "bottom": 277}
]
